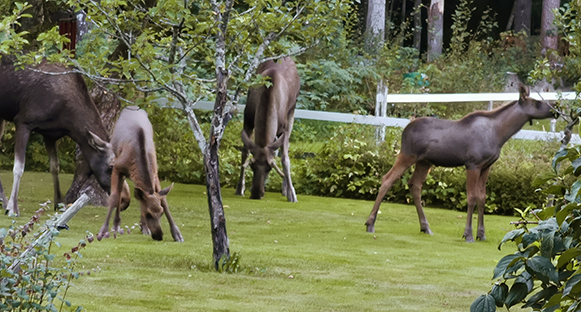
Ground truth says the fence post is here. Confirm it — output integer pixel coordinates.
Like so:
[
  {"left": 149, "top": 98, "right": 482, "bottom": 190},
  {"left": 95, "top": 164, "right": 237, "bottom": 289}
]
[
  {"left": 487, "top": 101, "right": 493, "bottom": 111},
  {"left": 375, "top": 80, "right": 389, "bottom": 143}
]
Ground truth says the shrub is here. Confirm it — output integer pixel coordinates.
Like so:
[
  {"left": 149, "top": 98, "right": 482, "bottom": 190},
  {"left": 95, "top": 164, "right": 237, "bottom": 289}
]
[
  {"left": 0, "top": 203, "right": 94, "bottom": 311},
  {"left": 472, "top": 138, "right": 581, "bottom": 311}
]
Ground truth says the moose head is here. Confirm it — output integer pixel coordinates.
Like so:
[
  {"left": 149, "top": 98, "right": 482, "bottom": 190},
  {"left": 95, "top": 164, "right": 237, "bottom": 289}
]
[
  {"left": 87, "top": 131, "right": 115, "bottom": 194},
  {"left": 241, "top": 131, "right": 286, "bottom": 199},
  {"left": 517, "top": 84, "right": 557, "bottom": 122},
  {"left": 134, "top": 184, "right": 174, "bottom": 241}
]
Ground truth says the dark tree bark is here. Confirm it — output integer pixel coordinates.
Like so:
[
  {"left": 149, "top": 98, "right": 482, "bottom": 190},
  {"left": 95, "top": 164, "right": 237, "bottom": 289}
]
[
  {"left": 413, "top": 0, "right": 422, "bottom": 52},
  {"left": 514, "top": 0, "right": 532, "bottom": 35},
  {"left": 427, "top": 0, "right": 444, "bottom": 61},
  {"left": 400, "top": 0, "right": 407, "bottom": 46},
  {"left": 541, "top": 0, "right": 560, "bottom": 52},
  {"left": 206, "top": 66, "right": 230, "bottom": 269},
  {"left": 63, "top": 86, "right": 120, "bottom": 206},
  {"left": 365, "top": 0, "right": 386, "bottom": 54}
]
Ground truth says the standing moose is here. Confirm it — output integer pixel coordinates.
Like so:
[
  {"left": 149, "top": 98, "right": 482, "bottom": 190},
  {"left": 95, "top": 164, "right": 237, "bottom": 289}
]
[
  {"left": 0, "top": 61, "right": 114, "bottom": 216},
  {"left": 365, "top": 85, "right": 556, "bottom": 242},
  {"left": 98, "top": 107, "right": 183, "bottom": 242},
  {"left": 235, "top": 57, "right": 300, "bottom": 202}
]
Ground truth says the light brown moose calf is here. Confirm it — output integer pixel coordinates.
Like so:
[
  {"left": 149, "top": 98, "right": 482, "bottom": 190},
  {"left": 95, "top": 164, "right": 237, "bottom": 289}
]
[{"left": 98, "top": 107, "right": 183, "bottom": 242}]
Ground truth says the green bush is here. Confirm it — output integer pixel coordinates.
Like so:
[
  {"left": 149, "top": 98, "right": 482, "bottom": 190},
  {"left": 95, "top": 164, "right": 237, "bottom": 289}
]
[{"left": 0, "top": 203, "right": 93, "bottom": 311}]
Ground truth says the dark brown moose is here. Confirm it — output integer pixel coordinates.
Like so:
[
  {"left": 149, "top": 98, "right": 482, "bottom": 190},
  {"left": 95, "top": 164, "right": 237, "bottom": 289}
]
[
  {"left": 365, "top": 85, "right": 556, "bottom": 242},
  {"left": 0, "top": 61, "right": 114, "bottom": 216},
  {"left": 235, "top": 57, "right": 300, "bottom": 202},
  {"left": 98, "top": 107, "right": 183, "bottom": 242}
]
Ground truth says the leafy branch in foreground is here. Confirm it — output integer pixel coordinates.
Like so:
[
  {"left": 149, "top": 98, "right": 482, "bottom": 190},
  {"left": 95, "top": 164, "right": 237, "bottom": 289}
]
[
  {"left": 0, "top": 201, "right": 99, "bottom": 312},
  {"left": 472, "top": 113, "right": 581, "bottom": 312}
]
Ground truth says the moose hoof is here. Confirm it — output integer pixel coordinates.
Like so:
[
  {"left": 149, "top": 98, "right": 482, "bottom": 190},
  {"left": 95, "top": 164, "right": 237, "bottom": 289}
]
[
  {"left": 421, "top": 228, "right": 433, "bottom": 235},
  {"left": 463, "top": 235, "right": 475, "bottom": 243},
  {"left": 366, "top": 224, "right": 375, "bottom": 233}
]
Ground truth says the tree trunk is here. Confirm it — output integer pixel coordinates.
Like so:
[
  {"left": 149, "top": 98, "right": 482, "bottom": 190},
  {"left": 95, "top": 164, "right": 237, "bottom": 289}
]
[
  {"left": 400, "top": 0, "right": 407, "bottom": 46},
  {"left": 541, "top": 0, "right": 560, "bottom": 52},
  {"left": 63, "top": 86, "right": 121, "bottom": 206},
  {"left": 514, "top": 0, "right": 532, "bottom": 35},
  {"left": 427, "top": 0, "right": 444, "bottom": 61},
  {"left": 206, "top": 67, "right": 230, "bottom": 269},
  {"left": 365, "top": 0, "right": 386, "bottom": 54},
  {"left": 413, "top": 0, "right": 422, "bottom": 51}
]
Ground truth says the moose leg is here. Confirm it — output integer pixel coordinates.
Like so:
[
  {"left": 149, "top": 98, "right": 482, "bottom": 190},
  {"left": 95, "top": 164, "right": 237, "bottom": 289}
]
[
  {"left": 98, "top": 170, "right": 123, "bottom": 240},
  {"left": 408, "top": 160, "right": 432, "bottom": 234},
  {"left": 0, "top": 119, "right": 8, "bottom": 207},
  {"left": 236, "top": 127, "right": 253, "bottom": 196},
  {"left": 161, "top": 197, "right": 184, "bottom": 242},
  {"left": 44, "top": 137, "right": 62, "bottom": 209},
  {"left": 281, "top": 134, "right": 297, "bottom": 202},
  {"left": 463, "top": 169, "right": 481, "bottom": 242},
  {"left": 6, "top": 126, "right": 31, "bottom": 217},
  {"left": 476, "top": 167, "right": 491, "bottom": 241},
  {"left": 365, "top": 153, "right": 416, "bottom": 232}
]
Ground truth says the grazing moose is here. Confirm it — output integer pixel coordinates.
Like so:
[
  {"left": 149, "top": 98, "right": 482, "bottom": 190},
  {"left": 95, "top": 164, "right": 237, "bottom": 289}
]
[
  {"left": 365, "top": 85, "right": 556, "bottom": 242},
  {"left": 235, "top": 57, "right": 300, "bottom": 202},
  {"left": 0, "top": 61, "right": 114, "bottom": 216},
  {"left": 98, "top": 107, "right": 183, "bottom": 242}
]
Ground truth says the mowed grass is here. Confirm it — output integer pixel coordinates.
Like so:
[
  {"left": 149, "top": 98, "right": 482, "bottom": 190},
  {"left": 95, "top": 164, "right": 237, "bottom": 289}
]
[{"left": 0, "top": 171, "right": 532, "bottom": 312}]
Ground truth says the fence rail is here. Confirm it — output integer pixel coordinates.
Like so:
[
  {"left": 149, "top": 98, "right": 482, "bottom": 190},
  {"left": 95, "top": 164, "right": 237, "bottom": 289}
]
[{"left": 156, "top": 90, "right": 581, "bottom": 144}]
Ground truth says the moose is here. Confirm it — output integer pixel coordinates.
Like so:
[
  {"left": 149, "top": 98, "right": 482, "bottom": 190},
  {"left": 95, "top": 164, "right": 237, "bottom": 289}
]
[
  {"left": 0, "top": 60, "right": 114, "bottom": 216},
  {"left": 98, "top": 107, "right": 183, "bottom": 242},
  {"left": 235, "top": 57, "right": 300, "bottom": 202},
  {"left": 365, "top": 85, "right": 556, "bottom": 242}
]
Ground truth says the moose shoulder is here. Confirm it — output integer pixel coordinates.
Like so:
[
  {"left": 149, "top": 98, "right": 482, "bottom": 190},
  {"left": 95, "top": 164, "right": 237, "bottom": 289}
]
[
  {"left": 235, "top": 57, "right": 300, "bottom": 202},
  {"left": 365, "top": 85, "right": 557, "bottom": 242},
  {"left": 0, "top": 60, "right": 114, "bottom": 216},
  {"left": 98, "top": 107, "right": 183, "bottom": 242}
]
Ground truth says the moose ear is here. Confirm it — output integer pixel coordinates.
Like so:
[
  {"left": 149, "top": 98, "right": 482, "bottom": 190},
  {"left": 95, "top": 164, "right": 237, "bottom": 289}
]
[
  {"left": 159, "top": 183, "right": 174, "bottom": 197},
  {"left": 518, "top": 84, "right": 530, "bottom": 102},
  {"left": 88, "top": 131, "right": 109, "bottom": 151},
  {"left": 241, "top": 130, "right": 256, "bottom": 150},
  {"left": 268, "top": 133, "right": 286, "bottom": 152},
  {"left": 134, "top": 187, "right": 147, "bottom": 201}
]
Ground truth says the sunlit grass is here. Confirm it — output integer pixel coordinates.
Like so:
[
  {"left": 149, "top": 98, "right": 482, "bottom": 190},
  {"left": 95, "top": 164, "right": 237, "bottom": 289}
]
[{"left": 0, "top": 171, "right": 533, "bottom": 311}]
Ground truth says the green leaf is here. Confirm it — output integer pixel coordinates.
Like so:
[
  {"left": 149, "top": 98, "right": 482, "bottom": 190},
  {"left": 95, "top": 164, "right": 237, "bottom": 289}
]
[
  {"left": 563, "top": 274, "right": 581, "bottom": 297},
  {"left": 526, "top": 256, "right": 559, "bottom": 284},
  {"left": 541, "top": 231, "right": 555, "bottom": 258},
  {"left": 565, "top": 180, "right": 581, "bottom": 202},
  {"left": 556, "top": 203, "right": 579, "bottom": 226},
  {"left": 499, "top": 229, "right": 525, "bottom": 249},
  {"left": 493, "top": 254, "right": 523, "bottom": 280},
  {"left": 505, "top": 282, "right": 529, "bottom": 308},
  {"left": 553, "top": 149, "right": 571, "bottom": 172},
  {"left": 470, "top": 294, "right": 496, "bottom": 312},
  {"left": 557, "top": 247, "right": 581, "bottom": 269},
  {"left": 490, "top": 283, "right": 508, "bottom": 307},
  {"left": 523, "top": 285, "right": 558, "bottom": 308},
  {"left": 543, "top": 185, "right": 566, "bottom": 196}
]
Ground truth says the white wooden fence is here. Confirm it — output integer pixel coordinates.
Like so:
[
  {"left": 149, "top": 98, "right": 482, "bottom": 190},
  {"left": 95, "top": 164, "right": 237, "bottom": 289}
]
[{"left": 156, "top": 90, "right": 581, "bottom": 144}]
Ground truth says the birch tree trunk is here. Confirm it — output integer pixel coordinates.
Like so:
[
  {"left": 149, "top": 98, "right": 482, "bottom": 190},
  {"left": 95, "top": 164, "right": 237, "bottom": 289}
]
[
  {"left": 365, "top": 0, "right": 386, "bottom": 54},
  {"left": 541, "top": 0, "right": 560, "bottom": 52},
  {"left": 413, "top": 0, "right": 422, "bottom": 52},
  {"left": 514, "top": 0, "right": 532, "bottom": 35},
  {"left": 427, "top": 0, "right": 444, "bottom": 61}
]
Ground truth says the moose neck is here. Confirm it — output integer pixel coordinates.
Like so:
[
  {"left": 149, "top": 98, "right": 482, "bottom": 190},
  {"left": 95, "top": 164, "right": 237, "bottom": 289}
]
[{"left": 490, "top": 102, "right": 530, "bottom": 146}]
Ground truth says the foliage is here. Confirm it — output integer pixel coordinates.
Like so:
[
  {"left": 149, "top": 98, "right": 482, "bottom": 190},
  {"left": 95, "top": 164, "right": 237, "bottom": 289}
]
[
  {"left": 0, "top": 202, "right": 95, "bottom": 311},
  {"left": 471, "top": 126, "right": 581, "bottom": 311},
  {"left": 0, "top": 2, "right": 31, "bottom": 56}
]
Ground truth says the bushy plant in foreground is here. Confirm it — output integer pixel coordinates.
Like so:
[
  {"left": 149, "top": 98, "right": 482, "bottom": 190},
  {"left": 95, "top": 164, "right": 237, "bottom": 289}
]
[
  {"left": 472, "top": 139, "right": 581, "bottom": 311},
  {"left": 0, "top": 203, "right": 96, "bottom": 311}
]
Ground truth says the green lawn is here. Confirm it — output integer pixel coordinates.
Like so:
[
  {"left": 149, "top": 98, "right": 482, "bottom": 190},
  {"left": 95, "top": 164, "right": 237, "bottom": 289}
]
[{"left": 0, "top": 171, "right": 531, "bottom": 311}]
